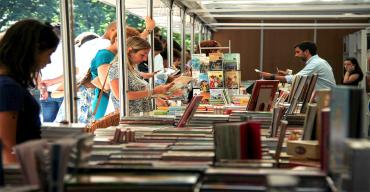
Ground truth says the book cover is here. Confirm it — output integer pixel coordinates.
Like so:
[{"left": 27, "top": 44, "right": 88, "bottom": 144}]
[
  {"left": 190, "top": 54, "right": 206, "bottom": 71},
  {"left": 247, "top": 80, "right": 279, "bottom": 111},
  {"left": 214, "top": 122, "right": 262, "bottom": 161},
  {"left": 193, "top": 89, "right": 201, "bottom": 97},
  {"left": 167, "top": 76, "right": 194, "bottom": 94},
  {"left": 192, "top": 70, "right": 200, "bottom": 87},
  {"left": 200, "top": 57, "right": 210, "bottom": 73},
  {"left": 199, "top": 73, "right": 210, "bottom": 91},
  {"left": 209, "top": 52, "right": 224, "bottom": 71},
  {"left": 200, "top": 91, "right": 210, "bottom": 104},
  {"left": 225, "top": 71, "right": 240, "bottom": 89},
  {"left": 210, "top": 89, "right": 224, "bottom": 105},
  {"left": 223, "top": 53, "right": 240, "bottom": 71},
  {"left": 208, "top": 71, "right": 224, "bottom": 88}
]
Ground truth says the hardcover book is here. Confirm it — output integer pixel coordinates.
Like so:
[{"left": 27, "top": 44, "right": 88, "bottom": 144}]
[
  {"left": 208, "top": 71, "right": 224, "bottom": 88},
  {"left": 329, "top": 86, "right": 364, "bottom": 174},
  {"left": 198, "top": 73, "right": 210, "bottom": 91},
  {"left": 209, "top": 89, "right": 224, "bottom": 105},
  {"left": 225, "top": 71, "right": 240, "bottom": 89},
  {"left": 209, "top": 52, "right": 224, "bottom": 71},
  {"left": 223, "top": 53, "right": 240, "bottom": 71},
  {"left": 190, "top": 54, "right": 206, "bottom": 71},
  {"left": 177, "top": 95, "right": 203, "bottom": 127},
  {"left": 247, "top": 80, "right": 279, "bottom": 111},
  {"left": 214, "top": 121, "right": 262, "bottom": 161}
]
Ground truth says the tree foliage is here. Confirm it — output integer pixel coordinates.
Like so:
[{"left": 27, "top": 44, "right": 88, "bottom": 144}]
[{"left": 0, "top": 0, "right": 185, "bottom": 47}]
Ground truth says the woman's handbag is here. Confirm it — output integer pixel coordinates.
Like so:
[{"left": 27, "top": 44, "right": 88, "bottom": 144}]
[{"left": 85, "top": 111, "right": 120, "bottom": 133}]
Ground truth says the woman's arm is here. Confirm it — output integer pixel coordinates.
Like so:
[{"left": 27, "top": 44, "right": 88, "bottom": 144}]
[
  {"left": 343, "top": 72, "right": 360, "bottom": 84},
  {"left": 140, "top": 16, "right": 155, "bottom": 39},
  {"left": 110, "top": 79, "right": 120, "bottom": 99},
  {"left": 41, "top": 75, "right": 64, "bottom": 87},
  {"left": 97, "top": 64, "right": 111, "bottom": 91},
  {"left": 139, "top": 71, "right": 159, "bottom": 79},
  {"left": 0, "top": 111, "right": 18, "bottom": 164},
  {"left": 127, "top": 82, "right": 175, "bottom": 100}
]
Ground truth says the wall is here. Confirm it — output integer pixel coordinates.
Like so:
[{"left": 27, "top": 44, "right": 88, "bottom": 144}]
[{"left": 213, "top": 19, "right": 366, "bottom": 83}]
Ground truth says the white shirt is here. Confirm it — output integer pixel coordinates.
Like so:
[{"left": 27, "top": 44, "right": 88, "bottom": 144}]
[
  {"left": 41, "top": 43, "right": 63, "bottom": 92},
  {"left": 75, "top": 37, "right": 110, "bottom": 80},
  {"left": 285, "top": 55, "right": 336, "bottom": 90},
  {"left": 154, "top": 54, "right": 164, "bottom": 72}
]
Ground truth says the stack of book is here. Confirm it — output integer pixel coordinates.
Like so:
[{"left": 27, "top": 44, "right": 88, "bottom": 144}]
[
  {"left": 41, "top": 123, "right": 85, "bottom": 141},
  {"left": 65, "top": 171, "right": 201, "bottom": 192},
  {"left": 175, "top": 114, "right": 229, "bottom": 127},
  {"left": 120, "top": 116, "right": 175, "bottom": 125},
  {"left": 3, "top": 164, "right": 24, "bottom": 186},
  {"left": 229, "top": 111, "right": 272, "bottom": 129},
  {"left": 200, "top": 168, "right": 330, "bottom": 192}
]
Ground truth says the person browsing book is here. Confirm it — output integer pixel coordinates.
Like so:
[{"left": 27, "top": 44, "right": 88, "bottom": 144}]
[
  {"left": 342, "top": 57, "right": 363, "bottom": 86},
  {"left": 108, "top": 36, "right": 174, "bottom": 115},
  {"left": 259, "top": 41, "right": 336, "bottom": 90},
  {"left": 0, "top": 19, "right": 59, "bottom": 164}
]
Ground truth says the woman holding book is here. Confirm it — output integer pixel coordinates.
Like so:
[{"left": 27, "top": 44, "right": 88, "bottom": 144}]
[
  {"left": 342, "top": 57, "right": 363, "bottom": 86},
  {"left": 0, "top": 19, "right": 59, "bottom": 164},
  {"left": 108, "top": 36, "right": 174, "bottom": 115}
]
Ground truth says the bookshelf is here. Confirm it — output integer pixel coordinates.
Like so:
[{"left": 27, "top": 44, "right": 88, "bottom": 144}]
[{"left": 192, "top": 40, "right": 242, "bottom": 106}]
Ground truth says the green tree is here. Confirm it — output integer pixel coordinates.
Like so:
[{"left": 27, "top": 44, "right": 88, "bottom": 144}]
[
  {"left": 73, "top": 0, "right": 116, "bottom": 36},
  {"left": 0, "top": 0, "right": 59, "bottom": 31}
]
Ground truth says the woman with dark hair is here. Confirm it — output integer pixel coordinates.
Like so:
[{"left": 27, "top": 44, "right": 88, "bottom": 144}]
[
  {"left": 0, "top": 19, "right": 59, "bottom": 164},
  {"left": 343, "top": 57, "right": 363, "bottom": 86}
]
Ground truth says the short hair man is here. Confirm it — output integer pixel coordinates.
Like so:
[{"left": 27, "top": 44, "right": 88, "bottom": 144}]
[{"left": 260, "top": 41, "right": 336, "bottom": 90}]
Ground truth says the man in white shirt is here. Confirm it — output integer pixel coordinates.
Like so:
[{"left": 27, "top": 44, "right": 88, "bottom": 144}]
[{"left": 259, "top": 41, "right": 336, "bottom": 90}]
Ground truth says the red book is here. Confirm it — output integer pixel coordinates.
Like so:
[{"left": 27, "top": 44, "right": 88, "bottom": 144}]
[
  {"left": 320, "top": 108, "right": 330, "bottom": 174},
  {"left": 247, "top": 80, "right": 279, "bottom": 111},
  {"left": 245, "top": 121, "right": 262, "bottom": 160}
]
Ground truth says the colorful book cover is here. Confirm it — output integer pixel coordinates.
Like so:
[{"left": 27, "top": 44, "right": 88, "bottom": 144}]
[
  {"left": 193, "top": 88, "right": 201, "bottom": 97},
  {"left": 208, "top": 71, "right": 224, "bottom": 88},
  {"left": 199, "top": 57, "right": 210, "bottom": 73},
  {"left": 192, "top": 71, "right": 200, "bottom": 88},
  {"left": 190, "top": 54, "right": 206, "bottom": 71},
  {"left": 210, "top": 89, "right": 224, "bottom": 105},
  {"left": 223, "top": 53, "right": 240, "bottom": 70},
  {"left": 225, "top": 71, "right": 240, "bottom": 89},
  {"left": 200, "top": 91, "right": 210, "bottom": 104},
  {"left": 199, "top": 73, "right": 209, "bottom": 91},
  {"left": 209, "top": 52, "right": 224, "bottom": 71}
]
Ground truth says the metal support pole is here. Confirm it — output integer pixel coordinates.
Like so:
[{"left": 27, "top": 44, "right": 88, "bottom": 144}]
[
  {"left": 167, "top": 1, "right": 174, "bottom": 68},
  {"left": 60, "top": 0, "right": 77, "bottom": 123},
  {"left": 117, "top": 0, "right": 128, "bottom": 118},
  {"left": 180, "top": 8, "right": 186, "bottom": 72},
  {"left": 314, "top": 20, "right": 317, "bottom": 43},
  {"left": 147, "top": 0, "right": 155, "bottom": 109},
  {"left": 190, "top": 16, "right": 195, "bottom": 54},
  {"left": 259, "top": 20, "right": 264, "bottom": 71}
]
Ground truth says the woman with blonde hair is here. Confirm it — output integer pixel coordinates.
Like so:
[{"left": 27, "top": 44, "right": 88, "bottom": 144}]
[{"left": 109, "top": 36, "right": 174, "bottom": 115}]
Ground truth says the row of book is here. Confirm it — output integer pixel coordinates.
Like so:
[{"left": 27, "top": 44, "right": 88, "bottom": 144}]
[{"left": 191, "top": 53, "right": 241, "bottom": 105}]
